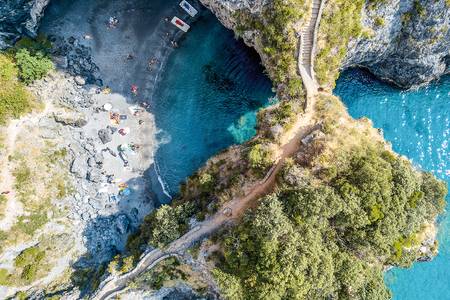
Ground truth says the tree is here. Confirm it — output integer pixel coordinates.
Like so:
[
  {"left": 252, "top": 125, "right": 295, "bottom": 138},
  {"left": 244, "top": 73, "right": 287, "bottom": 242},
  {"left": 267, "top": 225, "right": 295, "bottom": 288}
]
[{"left": 15, "top": 48, "right": 53, "bottom": 84}]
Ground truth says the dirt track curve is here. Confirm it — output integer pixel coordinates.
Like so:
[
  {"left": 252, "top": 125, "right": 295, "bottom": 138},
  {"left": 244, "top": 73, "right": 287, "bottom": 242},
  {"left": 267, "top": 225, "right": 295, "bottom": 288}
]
[{"left": 92, "top": 0, "right": 323, "bottom": 297}]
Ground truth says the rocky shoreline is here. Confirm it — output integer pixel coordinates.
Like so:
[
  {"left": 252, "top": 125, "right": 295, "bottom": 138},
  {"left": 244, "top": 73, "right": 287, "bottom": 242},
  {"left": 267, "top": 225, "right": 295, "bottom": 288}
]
[
  {"left": 0, "top": 34, "right": 161, "bottom": 297},
  {"left": 198, "top": 0, "right": 449, "bottom": 88}
]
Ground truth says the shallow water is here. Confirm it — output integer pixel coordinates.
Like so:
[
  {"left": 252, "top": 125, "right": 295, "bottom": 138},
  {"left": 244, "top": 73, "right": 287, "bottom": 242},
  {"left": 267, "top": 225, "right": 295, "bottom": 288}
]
[{"left": 335, "top": 69, "right": 450, "bottom": 300}]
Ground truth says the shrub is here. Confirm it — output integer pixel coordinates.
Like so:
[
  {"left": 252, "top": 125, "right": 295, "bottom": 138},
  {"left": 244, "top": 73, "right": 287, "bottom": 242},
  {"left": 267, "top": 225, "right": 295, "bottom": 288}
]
[
  {"left": 0, "top": 54, "right": 33, "bottom": 124},
  {"left": 15, "top": 48, "right": 53, "bottom": 84},
  {"left": 0, "top": 268, "right": 9, "bottom": 285},
  {"left": 413, "top": 0, "right": 426, "bottom": 17},
  {"left": 315, "top": 0, "right": 365, "bottom": 86},
  {"left": 248, "top": 143, "right": 273, "bottom": 171},
  {"left": 16, "top": 291, "right": 28, "bottom": 300},
  {"left": 127, "top": 203, "right": 195, "bottom": 252},
  {"left": 21, "top": 264, "right": 38, "bottom": 281},
  {"left": 15, "top": 246, "right": 45, "bottom": 268},
  {"left": 14, "top": 246, "right": 46, "bottom": 282},
  {"left": 374, "top": 16, "right": 385, "bottom": 27},
  {"left": 120, "top": 255, "right": 134, "bottom": 273},
  {"left": 212, "top": 143, "right": 446, "bottom": 299}
]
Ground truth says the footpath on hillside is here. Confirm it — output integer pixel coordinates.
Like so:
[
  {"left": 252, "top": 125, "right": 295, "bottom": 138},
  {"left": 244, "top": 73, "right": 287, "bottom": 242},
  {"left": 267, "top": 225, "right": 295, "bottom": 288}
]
[{"left": 93, "top": 0, "right": 324, "bottom": 298}]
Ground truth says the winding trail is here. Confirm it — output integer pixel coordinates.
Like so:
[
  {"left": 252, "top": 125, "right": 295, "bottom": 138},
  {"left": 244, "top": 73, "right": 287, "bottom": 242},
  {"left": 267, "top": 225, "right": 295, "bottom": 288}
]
[{"left": 93, "top": 1, "right": 323, "bottom": 298}]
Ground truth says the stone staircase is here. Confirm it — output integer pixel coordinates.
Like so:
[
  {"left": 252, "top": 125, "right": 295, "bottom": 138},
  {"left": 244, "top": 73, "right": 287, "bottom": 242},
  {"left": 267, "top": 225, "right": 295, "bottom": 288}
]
[{"left": 299, "top": 0, "right": 323, "bottom": 83}]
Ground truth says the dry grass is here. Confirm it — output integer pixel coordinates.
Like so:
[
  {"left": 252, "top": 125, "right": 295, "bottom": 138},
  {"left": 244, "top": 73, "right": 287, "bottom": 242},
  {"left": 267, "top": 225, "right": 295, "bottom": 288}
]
[
  {"left": 1, "top": 123, "right": 72, "bottom": 249},
  {"left": 312, "top": 94, "right": 388, "bottom": 171}
]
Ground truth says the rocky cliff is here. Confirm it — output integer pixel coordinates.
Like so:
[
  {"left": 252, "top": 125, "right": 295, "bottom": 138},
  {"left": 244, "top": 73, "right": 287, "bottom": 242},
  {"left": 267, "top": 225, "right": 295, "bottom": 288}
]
[
  {"left": 2, "top": 0, "right": 447, "bottom": 87},
  {"left": 199, "top": 0, "right": 449, "bottom": 88},
  {"left": 0, "top": 0, "right": 50, "bottom": 48},
  {"left": 344, "top": 0, "right": 450, "bottom": 88}
]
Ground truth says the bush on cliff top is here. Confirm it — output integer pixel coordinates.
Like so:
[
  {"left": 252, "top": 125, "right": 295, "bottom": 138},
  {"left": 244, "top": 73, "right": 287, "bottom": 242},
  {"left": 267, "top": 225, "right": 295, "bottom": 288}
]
[{"left": 315, "top": 0, "right": 365, "bottom": 86}]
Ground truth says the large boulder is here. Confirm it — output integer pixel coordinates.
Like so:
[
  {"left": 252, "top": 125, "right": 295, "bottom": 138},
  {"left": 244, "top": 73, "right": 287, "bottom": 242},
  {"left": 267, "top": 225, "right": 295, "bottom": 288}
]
[
  {"left": 98, "top": 129, "right": 112, "bottom": 144},
  {"left": 70, "top": 156, "right": 87, "bottom": 178},
  {"left": 53, "top": 111, "right": 88, "bottom": 127}
]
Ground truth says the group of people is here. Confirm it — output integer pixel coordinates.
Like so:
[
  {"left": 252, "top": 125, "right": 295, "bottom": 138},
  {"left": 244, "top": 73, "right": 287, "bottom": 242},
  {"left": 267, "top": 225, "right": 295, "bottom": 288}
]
[{"left": 108, "top": 16, "right": 119, "bottom": 28}]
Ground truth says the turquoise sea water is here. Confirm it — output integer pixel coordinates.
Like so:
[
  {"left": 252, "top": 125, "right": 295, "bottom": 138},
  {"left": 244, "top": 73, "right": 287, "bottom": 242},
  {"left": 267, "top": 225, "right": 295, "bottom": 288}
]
[
  {"left": 40, "top": 0, "right": 273, "bottom": 203},
  {"left": 335, "top": 69, "right": 450, "bottom": 300},
  {"left": 151, "top": 13, "right": 273, "bottom": 202}
]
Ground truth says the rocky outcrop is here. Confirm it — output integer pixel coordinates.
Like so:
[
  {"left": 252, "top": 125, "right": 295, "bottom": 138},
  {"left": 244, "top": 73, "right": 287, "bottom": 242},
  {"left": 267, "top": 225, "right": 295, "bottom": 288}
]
[
  {"left": 344, "top": 0, "right": 450, "bottom": 88},
  {"left": 1, "top": 0, "right": 448, "bottom": 86},
  {"left": 0, "top": 0, "right": 50, "bottom": 48},
  {"left": 200, "top": 0, "right": 449, "bottom": 88}
]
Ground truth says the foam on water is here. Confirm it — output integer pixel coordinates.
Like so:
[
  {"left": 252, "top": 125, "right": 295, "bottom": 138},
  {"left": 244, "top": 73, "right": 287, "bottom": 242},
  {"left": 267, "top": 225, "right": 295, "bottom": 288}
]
[
  {"left": 150, "top": 12, "right": 273, "bottom": 202},
  {"left": 335, "top": 69, "right": 450, "bottom": 300}
]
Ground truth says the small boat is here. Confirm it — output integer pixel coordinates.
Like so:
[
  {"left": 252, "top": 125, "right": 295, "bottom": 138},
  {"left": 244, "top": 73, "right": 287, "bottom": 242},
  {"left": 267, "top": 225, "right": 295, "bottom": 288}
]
[
  {"left": 171, "top": 16, "right": 190, "bottom": 32},
  {"left": 179, "top": 0, "right": 198, "bottom": 17}
]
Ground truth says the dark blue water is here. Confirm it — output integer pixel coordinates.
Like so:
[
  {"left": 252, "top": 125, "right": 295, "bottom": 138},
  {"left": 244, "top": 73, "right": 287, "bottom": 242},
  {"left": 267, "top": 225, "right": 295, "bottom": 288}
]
[
  {"left": 150, "top": 13, "right": 273, "bottom": 202},
  {"left": 335, "top": 69, "right": 450, "bottom": 300}
]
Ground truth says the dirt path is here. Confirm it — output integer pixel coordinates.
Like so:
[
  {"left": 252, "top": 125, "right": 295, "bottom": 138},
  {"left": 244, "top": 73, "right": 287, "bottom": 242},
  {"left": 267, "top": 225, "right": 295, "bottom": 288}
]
[
  {"left": 93, "top": 1, "right": 323, "bottom": 297},
  {"left": 93, "top": 73, "right": 319, "bottom": 300}
]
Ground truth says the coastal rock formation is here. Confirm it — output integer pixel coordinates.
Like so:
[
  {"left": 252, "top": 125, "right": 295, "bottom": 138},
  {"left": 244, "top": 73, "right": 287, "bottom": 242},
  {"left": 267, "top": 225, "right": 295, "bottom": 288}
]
[
  {"left": 0, "top": 0, "right": 50, "bottom": 48},
  {"left": 344, "top": 0, "right": 450, "bottom": 88},
  {"left": 199, "top": 0, "right": 449, "bottom": 88},
  {"left": 2, "top": 0, "right": 447, "bottom": 86}
]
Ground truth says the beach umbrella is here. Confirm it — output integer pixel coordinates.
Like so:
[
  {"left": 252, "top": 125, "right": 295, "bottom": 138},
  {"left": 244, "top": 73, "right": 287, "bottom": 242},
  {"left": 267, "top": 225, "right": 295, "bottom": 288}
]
[{"left": 103, "top": 103, "right": 113, "bottom": 111}]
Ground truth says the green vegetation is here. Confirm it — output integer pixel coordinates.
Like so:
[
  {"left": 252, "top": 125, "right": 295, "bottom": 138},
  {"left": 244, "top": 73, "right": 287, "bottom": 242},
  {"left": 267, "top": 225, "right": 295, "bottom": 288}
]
[
  {"left": 0, "top": 195, "right": 6, "bottom": 218},
  {"left": 15, "top": 246, "right": 46, "bottom": 282},
  {"left": 12, "top": 161, "right": 31, "bottom": 200},
  {"left": 212, "top": 145, "right": 446, "bottom": 299},
  {"left": 374, "top": 16, "right": 385, "bottom": 27},
  {"left": 115, "top": 3, "right": 448, "bottom": 299},
  {"left": 13, "top": 36, "right": 54, "bottom": 84},
  {"left": 15, "top": 49, "right": 53, "bottom": 84},
  {"left": 0, "top": 245, "right": 48, "bottom": 285},
  {"left": 71, "top": 264, "right": 106, "bottom": 292},
  {"left": 0, "top": 36, "right": 53, "bottom": 124},
  {"left": 0, "top": 54, "right": 33, "bottom": 124},
  {"left": 0, "top": 268, "right": 9, "bottom": 285},
  {"left": 16, "top": 291, "right": 28, "bottom": 300},
  {"left": 234, "top": 0, "right": 307, "bottom": 100},
  {"left": 247, "top": 143, "right": 274, "bottom": 172},
  {"left": 127, "top": 203, "right": 195, "bottom": 253},
  {"left": 367, "top": 0, "right": 387, "bottom": 9},
  {"left": 315, "top": 0, "right": 365, "bottom": 86},
  {"left": 413, "top": 0, "right": 426, "bottom": 17},
  {"left": 133, "top": 257, "right": 187, "bottom": 290}
]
